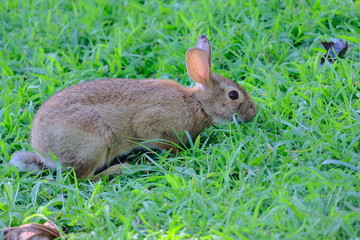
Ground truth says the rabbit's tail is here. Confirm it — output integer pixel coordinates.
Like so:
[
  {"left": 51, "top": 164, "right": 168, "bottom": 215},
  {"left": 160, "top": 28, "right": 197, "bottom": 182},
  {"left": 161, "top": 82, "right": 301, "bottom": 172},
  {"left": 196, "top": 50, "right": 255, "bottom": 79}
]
[{"left": 10, "top": 151, "right": 57, "bottom": 174}]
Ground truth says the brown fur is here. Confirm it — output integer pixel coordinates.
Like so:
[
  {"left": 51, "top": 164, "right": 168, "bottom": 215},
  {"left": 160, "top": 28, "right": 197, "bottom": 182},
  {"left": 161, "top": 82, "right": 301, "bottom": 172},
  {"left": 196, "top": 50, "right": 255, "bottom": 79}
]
[{"left": 11, "top": 35, "right": 256, "bottom": 179}]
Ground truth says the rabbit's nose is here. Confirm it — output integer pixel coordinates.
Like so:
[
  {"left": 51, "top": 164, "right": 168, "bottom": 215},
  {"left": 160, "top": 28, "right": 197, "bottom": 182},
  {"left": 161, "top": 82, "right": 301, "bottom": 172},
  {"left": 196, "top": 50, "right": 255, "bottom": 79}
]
[{"left": 243, "top": 102, "right": 256, "bottom": 122}]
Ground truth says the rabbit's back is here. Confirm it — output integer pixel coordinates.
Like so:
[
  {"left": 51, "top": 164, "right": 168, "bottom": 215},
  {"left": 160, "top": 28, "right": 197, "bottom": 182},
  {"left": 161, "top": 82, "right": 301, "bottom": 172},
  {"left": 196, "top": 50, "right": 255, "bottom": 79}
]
[{"left": 34, "top": 78, "right": 210, "bottom": 137}]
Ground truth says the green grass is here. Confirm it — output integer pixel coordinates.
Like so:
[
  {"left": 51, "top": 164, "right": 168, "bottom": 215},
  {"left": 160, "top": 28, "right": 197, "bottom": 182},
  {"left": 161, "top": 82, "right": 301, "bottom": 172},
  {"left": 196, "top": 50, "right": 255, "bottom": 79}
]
[{"left": 1, "top": 0, "right": 359, "bottom": 239}]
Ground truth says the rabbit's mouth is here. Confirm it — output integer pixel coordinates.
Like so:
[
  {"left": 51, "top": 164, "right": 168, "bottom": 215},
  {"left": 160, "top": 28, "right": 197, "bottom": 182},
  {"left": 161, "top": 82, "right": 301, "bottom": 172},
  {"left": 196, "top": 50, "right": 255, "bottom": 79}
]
[
  {"left": 241, "top": 107, "right": 257, "bottom": 122},
  {"left": 233, "top": 108, "right": 256, "bottom": 123},
  {"left": 233, "top": 114, "right": 249, "bottom": 123},
  {"left": 236, "top": 101, "right": 257, "bottom": 122}
]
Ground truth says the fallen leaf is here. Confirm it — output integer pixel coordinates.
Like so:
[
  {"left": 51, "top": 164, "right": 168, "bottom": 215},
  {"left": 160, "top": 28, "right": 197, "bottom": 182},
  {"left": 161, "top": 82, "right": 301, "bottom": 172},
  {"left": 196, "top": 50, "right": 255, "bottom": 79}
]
[
  {"left": 4, "top": 221, "right": 61, "bottom": 240},
  {"left": 320, "top": 39, "right": 349, "bottom": 65}
]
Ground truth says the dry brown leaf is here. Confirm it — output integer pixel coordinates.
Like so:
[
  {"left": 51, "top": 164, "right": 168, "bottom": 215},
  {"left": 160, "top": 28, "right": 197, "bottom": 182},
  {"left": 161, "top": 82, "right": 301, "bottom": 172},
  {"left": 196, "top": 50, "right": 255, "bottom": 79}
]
[{"left": 4, "top": 221, "right": 61, "bottom": 240}]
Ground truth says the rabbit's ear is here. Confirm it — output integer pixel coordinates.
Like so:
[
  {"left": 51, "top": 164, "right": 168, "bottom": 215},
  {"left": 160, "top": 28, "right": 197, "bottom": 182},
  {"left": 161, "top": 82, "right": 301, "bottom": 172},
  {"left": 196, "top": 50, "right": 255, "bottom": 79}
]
[
  {"left": 196, "top": 35, "right": 211, "bottom": 64},
  {"left": 186, "top": 48, "right": 211, "bottom": 85}
]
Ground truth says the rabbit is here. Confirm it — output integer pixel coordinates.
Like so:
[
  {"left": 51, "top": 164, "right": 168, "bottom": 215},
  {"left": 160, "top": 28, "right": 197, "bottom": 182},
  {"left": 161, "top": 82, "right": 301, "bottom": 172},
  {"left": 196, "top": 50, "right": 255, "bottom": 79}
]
[{"left": 10, "top": 35, "right": 256, "bottom": 179}]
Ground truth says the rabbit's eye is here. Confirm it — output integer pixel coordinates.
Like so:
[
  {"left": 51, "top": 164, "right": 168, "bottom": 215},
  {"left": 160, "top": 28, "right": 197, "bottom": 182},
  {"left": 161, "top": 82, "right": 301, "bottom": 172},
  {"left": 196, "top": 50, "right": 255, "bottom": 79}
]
[{"left": 228, "top": 90, "right": 239, "bottom": 100}]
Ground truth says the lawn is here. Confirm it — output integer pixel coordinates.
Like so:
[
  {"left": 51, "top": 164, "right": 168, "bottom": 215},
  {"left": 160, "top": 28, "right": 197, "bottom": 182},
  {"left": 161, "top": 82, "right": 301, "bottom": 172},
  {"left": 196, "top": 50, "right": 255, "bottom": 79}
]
[{"left": 1, "top": 0, "right": 359, "bottom": 239}]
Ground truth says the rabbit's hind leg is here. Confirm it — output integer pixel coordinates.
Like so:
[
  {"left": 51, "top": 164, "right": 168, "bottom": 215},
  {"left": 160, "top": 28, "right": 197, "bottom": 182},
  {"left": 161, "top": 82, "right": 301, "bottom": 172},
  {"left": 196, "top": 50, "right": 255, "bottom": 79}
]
[{"left": 90, "top": 163, "right": 130, "bottom": 180}]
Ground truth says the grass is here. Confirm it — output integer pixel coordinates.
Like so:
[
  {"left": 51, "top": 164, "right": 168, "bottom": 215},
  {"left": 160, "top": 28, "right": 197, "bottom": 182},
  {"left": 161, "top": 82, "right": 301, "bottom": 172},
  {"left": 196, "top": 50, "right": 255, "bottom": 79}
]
[{"left": 1, "top": 0, "right": 359, "bottom": 239}]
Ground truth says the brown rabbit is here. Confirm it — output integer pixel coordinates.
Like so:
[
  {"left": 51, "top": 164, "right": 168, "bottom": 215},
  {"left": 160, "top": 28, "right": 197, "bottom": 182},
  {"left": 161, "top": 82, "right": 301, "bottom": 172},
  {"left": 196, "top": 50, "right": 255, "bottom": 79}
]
[{"left": 10, "top": 35, "right": 256, "bottom": 179}]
